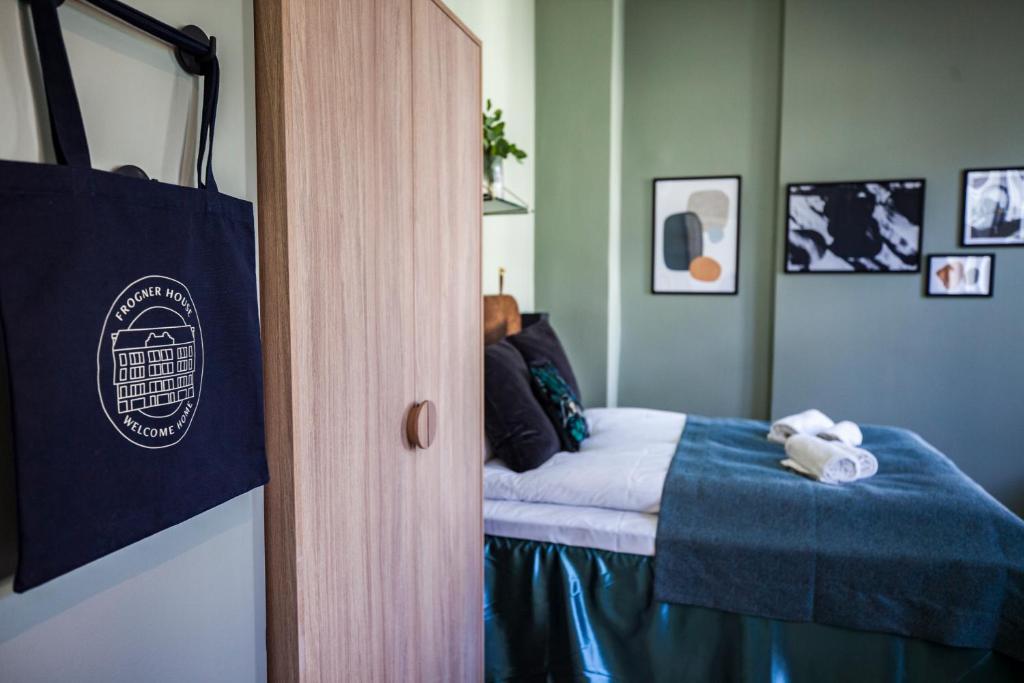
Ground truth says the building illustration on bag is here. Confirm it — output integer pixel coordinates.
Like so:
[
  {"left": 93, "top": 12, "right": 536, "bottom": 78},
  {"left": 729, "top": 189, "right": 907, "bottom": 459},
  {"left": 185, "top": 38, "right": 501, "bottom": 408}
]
[
  {"left": 110, "top": 325, "right": 196, "bottom": 414},
  {"left": 99, "top": 275, "right": 204, "bottom": 449}
]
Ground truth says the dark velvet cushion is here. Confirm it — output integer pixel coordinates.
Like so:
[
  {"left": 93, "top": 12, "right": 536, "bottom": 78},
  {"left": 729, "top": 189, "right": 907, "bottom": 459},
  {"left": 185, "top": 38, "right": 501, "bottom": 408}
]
[
  {"left": 485, "top": 340, "right": 561, "bottom": 472},
  {"left": 506, "top": 319, "right": 582, "bottom": 403}
]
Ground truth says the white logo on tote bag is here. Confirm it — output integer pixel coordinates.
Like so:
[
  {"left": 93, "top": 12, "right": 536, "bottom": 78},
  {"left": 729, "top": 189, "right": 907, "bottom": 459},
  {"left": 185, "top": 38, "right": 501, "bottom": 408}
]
[{"left": 97, "top": 276, "right": 204, "bottom": 449}]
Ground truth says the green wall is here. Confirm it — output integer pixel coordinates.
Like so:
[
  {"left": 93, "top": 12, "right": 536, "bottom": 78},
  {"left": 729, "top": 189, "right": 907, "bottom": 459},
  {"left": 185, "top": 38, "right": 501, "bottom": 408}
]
[
  {"left": 771, "top": 0, "right": 1024, "bottom": 513},
  {"left": 617, "top": 0, "right": 782, "bottom": 418},
  {"left": 535, "top": 0, "right": 616, "bottom": 405},
  {"left": 536, "top": 0, "right": 1024, "bottom": 513}
]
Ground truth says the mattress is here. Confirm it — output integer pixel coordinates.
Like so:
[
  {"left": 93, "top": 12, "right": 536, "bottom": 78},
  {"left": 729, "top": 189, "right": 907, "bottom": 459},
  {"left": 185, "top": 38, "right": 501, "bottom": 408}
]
[
  {"left": 484, "top": 407, "right": 684, "bottom": 556},
  {"left": 484, "top": 500, "right": 657, "bottom": 556}
]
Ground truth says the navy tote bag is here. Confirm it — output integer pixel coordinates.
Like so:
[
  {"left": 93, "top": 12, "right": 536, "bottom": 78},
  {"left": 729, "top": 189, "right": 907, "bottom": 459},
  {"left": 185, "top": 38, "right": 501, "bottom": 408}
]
[{"left": 0, "top": 0, "right": 268, "bottom": 591}]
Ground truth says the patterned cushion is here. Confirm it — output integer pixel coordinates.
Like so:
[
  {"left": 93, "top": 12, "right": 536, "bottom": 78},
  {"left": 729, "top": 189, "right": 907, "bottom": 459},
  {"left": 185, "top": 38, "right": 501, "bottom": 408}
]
[{"left": 529, "top": 361, "right": 589, "bottom": 452}]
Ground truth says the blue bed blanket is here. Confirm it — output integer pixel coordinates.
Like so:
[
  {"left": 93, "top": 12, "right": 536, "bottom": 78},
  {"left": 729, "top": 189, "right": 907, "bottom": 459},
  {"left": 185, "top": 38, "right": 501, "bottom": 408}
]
[{"left": 654, "top": 416, "right": 1024, "bottom": 660}]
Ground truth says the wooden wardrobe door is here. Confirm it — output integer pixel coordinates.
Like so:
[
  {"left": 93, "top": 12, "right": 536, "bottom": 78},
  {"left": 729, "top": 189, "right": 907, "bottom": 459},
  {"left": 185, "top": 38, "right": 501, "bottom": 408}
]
[
  {"left": 257, "top": 0, "right": 481, "bottom": 679},
  {"left": 256, "top": 0, "right": 424, "bottom": 680},
  {"left": 410, "top": 1, "right": 483, "bottom": 681}
]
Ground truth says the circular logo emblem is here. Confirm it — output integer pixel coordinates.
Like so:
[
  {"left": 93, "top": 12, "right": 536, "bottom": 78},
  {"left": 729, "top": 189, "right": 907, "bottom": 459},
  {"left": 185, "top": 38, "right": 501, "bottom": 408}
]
[{"left": 97, "top": 275, "right": 204, "bottom": 449}]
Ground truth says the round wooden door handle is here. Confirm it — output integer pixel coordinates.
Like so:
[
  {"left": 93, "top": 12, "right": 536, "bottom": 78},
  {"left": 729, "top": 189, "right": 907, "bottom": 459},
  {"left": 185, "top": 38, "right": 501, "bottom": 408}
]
[{"left": 407, "top": 401, "right": 437, "bottom": 449}]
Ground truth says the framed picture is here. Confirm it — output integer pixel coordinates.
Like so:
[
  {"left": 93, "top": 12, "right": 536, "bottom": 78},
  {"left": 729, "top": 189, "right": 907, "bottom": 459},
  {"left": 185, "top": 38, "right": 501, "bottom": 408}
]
[
  {"left": 652, "top": 176, "right": 740, "bottom": 294},
  {"left": 785, "top": 179, "right": 925, "bottom": 273},
  {"left": 961, "top": 168, "right": 1024, "bottom": 246},
  {"left": 926, "top": 254, "right": 995, "bottom": 297}
]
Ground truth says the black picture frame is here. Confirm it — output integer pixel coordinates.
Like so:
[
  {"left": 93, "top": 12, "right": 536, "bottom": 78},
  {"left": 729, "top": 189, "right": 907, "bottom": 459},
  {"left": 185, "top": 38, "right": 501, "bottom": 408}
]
[
  {"left": 960, "top": 167, "right": 1024, "bottom": 247},
  {"left": 784, "top": 178, "right": 926, "bottom": 274},
  {"left": 651, "top": 175, "right": 741, "bottom": 296},
  {"left": 924, "top": 253, "right": 995, "bottom": 298}
]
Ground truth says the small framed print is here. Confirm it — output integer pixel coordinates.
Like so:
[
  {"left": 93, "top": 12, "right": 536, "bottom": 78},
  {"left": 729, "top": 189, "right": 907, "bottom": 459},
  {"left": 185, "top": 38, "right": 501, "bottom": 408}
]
[
  {"left": 651, "top": 175, "right": 740, "bottom": 295},
  {"left": 961, "top": 168, "right": 1024, "bottom": 246},
  {"left": 925, "top": 254, "right": 995, "bottom": 298}
]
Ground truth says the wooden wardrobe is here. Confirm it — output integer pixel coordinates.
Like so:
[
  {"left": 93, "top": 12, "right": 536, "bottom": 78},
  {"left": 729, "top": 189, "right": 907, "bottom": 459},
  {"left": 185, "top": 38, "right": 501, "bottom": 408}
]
[{"left": 253, "top": 0, "right": 482, "bottom": 680}]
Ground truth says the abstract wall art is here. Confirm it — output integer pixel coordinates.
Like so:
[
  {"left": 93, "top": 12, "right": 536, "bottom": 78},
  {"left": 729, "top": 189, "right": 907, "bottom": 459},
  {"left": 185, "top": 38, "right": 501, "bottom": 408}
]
[
  {"left": 652, "top": 176, "right": 740, "bottom": 294},
  {"left": 961, "top": 168, "right": 1024, "bottom": 246},
  {"left": 785, "top": 179, "right": 924, "bottom": 273},
  {"left": 926, "top": 254, "right": 994, "bottom": 297}
]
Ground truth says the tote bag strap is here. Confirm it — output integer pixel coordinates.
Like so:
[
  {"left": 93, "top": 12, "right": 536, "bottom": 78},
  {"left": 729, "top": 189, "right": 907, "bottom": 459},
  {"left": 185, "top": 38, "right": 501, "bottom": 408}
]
[
  {"left": 27, "top": 0, "right": 91, "bottom": 168},
  {"left": 195, "top": 52, "right": 220, "bottom": 191},
  {"left": 28, "top": 0, "right": 222, "bottom": 191}
]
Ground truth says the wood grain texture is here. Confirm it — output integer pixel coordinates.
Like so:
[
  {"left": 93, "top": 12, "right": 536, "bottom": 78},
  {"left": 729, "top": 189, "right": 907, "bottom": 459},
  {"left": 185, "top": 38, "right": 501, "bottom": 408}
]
[
  {"left": 412, "top": 1, "right": 484, "bottom": 679},
  {"left": 253, "top": 0, "right": 299, "bottom": 680},
  {"left": 255, "top": 0, "right": 481, "bottom": 679},
  {"left": 428, "top": 0, "right": 482, "bottom": 46}
]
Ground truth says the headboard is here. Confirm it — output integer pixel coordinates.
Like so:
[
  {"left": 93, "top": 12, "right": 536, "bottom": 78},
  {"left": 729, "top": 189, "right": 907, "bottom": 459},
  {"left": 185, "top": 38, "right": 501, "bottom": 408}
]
[{"left": 483, "top": 294, "right": 521, "bottom": 345}]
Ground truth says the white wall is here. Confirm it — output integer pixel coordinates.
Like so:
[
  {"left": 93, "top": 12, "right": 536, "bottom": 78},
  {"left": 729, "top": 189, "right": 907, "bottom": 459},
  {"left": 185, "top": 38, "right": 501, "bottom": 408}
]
[
  {"left": 445, "top": 0, "right": 536, "bottom": 310},
  {"left": 0, "top": 1, "right": 266, "bottom": 681}
]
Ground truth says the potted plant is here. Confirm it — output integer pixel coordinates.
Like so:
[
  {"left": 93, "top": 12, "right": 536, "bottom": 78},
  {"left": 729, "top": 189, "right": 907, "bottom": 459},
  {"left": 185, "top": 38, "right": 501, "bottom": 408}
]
[{"left": 483, "top": 99, "right": 527, "bottom": 198}]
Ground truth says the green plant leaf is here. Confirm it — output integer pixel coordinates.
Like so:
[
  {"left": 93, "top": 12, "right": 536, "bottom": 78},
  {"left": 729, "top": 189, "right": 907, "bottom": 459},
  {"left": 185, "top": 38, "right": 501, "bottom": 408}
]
[{"left": 481, "top": 99, "right": 528, "bottom": 162}]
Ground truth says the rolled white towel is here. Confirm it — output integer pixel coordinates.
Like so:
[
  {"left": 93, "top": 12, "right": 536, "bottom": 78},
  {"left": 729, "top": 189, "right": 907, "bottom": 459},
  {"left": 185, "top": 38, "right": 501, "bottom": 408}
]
[
  {"left": 817, "top": 420, "right": 863, "bottom": 447},
  {"left": 848, "top": 448, "right": 878, "bottom": 479},
  {"left": 768, "top": 409, "right": 834, "bottom": 444},
  {"left": 782, "top": 434, "right": 861, "bottom": 484}
]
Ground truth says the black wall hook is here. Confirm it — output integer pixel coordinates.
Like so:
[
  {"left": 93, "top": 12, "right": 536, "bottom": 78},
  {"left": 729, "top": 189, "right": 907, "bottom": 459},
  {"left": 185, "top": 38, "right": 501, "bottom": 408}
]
[
  {"left": 114, "top": 164, "right": 150, "bottom": 181},
  {"left": 174, "top": 26, "right": 215, "bottom": 75}
]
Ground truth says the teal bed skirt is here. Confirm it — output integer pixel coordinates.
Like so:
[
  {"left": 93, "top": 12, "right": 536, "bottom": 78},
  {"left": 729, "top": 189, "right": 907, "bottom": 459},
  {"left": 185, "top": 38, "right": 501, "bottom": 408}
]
[{"left": 484, "top": 535, "right": 1024, "bottom": 682}]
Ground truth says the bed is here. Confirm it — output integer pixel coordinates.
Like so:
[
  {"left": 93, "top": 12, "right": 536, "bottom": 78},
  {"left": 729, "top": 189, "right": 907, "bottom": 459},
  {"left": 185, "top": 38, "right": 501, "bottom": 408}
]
[{"left": 483, "top": 408, "right": 1024, "bottom": 683}]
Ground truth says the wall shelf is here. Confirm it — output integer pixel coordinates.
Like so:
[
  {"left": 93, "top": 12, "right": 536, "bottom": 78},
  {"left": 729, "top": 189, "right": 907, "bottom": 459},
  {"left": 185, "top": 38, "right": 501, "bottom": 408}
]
[{"left": 483, "top": 187, "right": 530, "bottom": 215}]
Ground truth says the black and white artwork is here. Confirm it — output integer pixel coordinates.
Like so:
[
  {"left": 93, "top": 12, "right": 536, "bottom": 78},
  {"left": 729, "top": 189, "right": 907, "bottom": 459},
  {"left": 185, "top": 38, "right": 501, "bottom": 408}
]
[
  {"left": 926, "top": 254, "right": 994, "bottom": 297},
  {"left": 785, "top": 179, "right": 924, "bottom": 273},
  {"left": 961, "top": 168, "right": 1024, "bottom": 246}
]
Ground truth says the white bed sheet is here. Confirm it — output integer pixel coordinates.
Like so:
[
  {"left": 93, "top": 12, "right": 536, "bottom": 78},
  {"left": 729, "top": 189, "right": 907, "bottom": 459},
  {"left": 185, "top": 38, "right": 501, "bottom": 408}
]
[
  {"left": 484, "top": 407, "right": 685, "bottom": 556},
  {"left": 484, "top": 407, "right": 685, "bottom": 514},
  {"left": 484, "top": 499, "right": 658, "bottom": 556}
]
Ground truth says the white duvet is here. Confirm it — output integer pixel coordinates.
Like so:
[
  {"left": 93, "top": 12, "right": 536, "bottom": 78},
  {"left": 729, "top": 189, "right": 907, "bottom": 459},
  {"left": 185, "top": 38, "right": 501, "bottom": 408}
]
[{"left": 484, "top": 407, "right": 686, "bottom": 514}]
